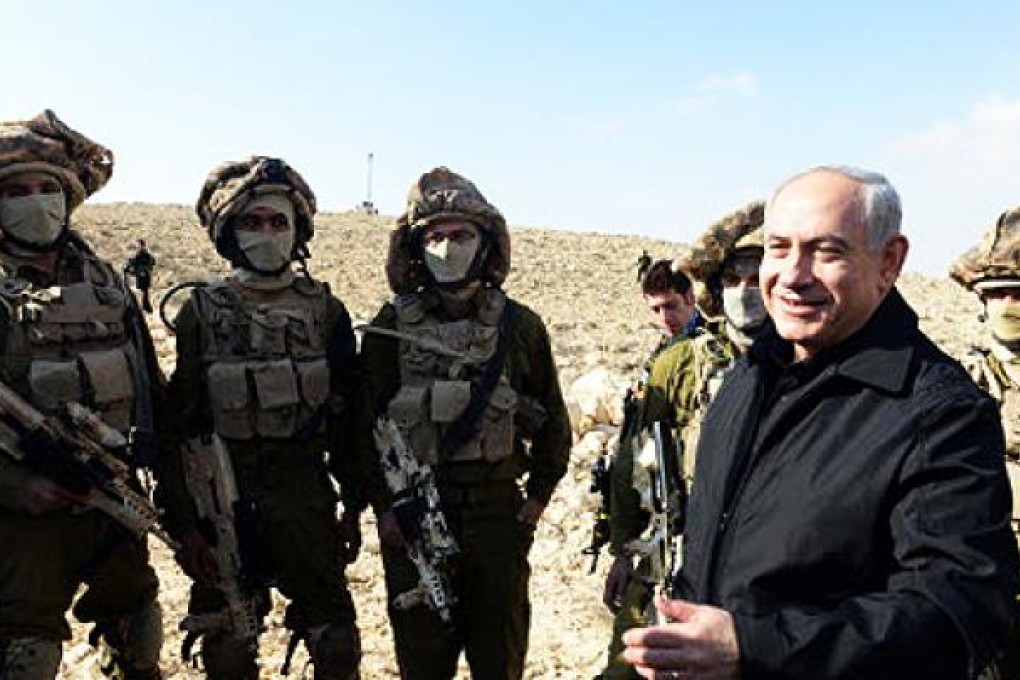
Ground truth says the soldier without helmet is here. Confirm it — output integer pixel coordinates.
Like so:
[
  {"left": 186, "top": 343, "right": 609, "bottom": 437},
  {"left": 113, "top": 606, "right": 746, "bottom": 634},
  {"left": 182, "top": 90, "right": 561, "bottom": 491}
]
[
  {"left": 360, "top": 167, "right": 571, "bottom": 679},
  {"left": 0, "top": 111, "right": 165, "bottom": 679}
]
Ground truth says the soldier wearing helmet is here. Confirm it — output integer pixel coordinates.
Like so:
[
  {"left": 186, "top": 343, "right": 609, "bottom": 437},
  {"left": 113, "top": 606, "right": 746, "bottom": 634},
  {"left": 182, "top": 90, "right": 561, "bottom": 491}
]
[
  {"left": 360, "top": 167, "right": 571, "bottom": 679},
  {"left": 595, "top": 204, "right": 765, "bottom": 679},
  {"left": 679, "top": 199, "right": 768, "bottom": 352},
  {"left": 0, "top": 111, "right": 165, "bottom": 679},
  {"left": 951, "top": 207, "right": 1020, "bottom": 528},
  {"left": 154, "top": 157, "right": 364, "bottom": 679}
]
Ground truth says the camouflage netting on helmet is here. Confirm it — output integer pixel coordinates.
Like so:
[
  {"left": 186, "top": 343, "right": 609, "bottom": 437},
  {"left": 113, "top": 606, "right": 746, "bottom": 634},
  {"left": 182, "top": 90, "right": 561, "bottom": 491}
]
[
  {"left": 386, "top": 167, "right": 510, "bottom": 294},
  {"left": 195, "top": 156, "right": 316, "bottom": 251},
  {"left": 675, "top": 199, "right": 765, "bottom": 317},
  {"left": 951, "top": 206, "right": 1020, "bottom": 290},
  {"left": 0, "top": 110, "right": 113, "bottom": 209}
]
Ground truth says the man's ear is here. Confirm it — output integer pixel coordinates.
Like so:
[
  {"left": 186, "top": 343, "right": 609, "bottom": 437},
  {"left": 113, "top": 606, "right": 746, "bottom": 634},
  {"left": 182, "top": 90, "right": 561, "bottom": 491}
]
[
  {"left": 878, "top": 235, "right": 909, "bottom": 294},
  {"left": 684, "top": 288, "right": 696, "bottom": 306}
]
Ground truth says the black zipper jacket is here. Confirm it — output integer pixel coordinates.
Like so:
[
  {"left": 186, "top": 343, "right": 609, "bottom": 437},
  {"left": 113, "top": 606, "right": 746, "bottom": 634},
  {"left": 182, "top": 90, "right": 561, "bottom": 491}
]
[{"left": 677, "top": 289, "right": 1019, "bottom": 679}]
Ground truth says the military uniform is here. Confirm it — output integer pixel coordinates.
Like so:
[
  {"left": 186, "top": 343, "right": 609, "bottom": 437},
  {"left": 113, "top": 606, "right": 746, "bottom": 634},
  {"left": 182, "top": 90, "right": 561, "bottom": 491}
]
[
  {"left": 362, "top": 168, "right": 571, "bottom": 680},
  {"left": 951, "top": 205, "right": 1020, "bottom": 533},
  {"left": 599, "top": 321, "right": 730, "bottom": 680},
  {"left": 598, "top": 201, "right": 765, "bottom": 678},
  {"left": 154, "top": 157, "right": 364, "bottom": 680},
  {"left": 951, "top": 205, "right": 1020, "bottom": 678},
  {"left": 0, "top": 112, "right": 163, "bottom": 679}
]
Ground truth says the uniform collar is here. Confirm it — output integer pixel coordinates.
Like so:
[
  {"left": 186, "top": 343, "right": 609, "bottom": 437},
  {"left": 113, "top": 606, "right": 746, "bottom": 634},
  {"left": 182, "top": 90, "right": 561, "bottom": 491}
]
[{"left": 751, "top": 288, "right": 917, "bottom": 394}]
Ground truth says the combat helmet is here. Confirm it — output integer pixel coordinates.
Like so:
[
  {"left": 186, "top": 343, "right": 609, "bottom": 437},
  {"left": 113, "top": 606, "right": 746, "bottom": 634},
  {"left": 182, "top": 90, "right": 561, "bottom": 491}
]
[
  {"left": 950, "top": 206, "right": 1020, "bottom": 292},
  {"left": 676, "top": 199, "right": 765, "bottom": 317},
  {"left": 195, "top": 156, "right": 316, "bottom": 265},
  {"left": 0, "top": 110, "right": 114, "bottom": 210},
  {"left": 386, "top": 167, "right": 510, "bottom": 294}
]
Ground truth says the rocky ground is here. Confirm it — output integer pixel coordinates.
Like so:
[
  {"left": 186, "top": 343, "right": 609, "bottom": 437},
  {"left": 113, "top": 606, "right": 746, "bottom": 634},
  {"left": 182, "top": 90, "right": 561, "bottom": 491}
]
[{"left": 54, "top": 204, "right": 984, "bottom": 678}]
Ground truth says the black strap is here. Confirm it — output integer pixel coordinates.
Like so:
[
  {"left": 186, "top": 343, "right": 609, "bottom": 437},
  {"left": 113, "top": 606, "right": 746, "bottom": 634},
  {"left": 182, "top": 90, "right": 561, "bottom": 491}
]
[{"left": 439, "top": 299, "right": 514, "bottom": 457}]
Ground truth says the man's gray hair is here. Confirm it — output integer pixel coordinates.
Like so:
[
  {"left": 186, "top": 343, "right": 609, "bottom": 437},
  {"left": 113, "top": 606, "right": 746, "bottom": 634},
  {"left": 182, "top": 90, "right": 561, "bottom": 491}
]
[{"left": 770, "top": 165, "right": 902, "bottom": 250}]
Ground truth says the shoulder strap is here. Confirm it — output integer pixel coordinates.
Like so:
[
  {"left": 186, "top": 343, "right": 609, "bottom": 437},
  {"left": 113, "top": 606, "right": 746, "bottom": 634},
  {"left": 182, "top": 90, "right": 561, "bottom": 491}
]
[{"left": 439, "top": 298, "right": 515, "bottom": 457}]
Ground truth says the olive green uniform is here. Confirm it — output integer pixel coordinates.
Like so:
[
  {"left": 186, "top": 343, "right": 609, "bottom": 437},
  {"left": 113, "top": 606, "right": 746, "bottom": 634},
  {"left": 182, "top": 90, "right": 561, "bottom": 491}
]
[
  {"left": 0, "top": 238, "right": 163, "bottom": 679},
  {"left": 963, "top": 347, "right": 1020, "bottom": 530},
  {"left": 155, "top": 276, "right": 365, "bottom": 680},
  {"left": 599, "top": 322, "right": 732, "bottom": 680},
  {"left": 361, "top": 290, "right": 571, "bottom": 680}
]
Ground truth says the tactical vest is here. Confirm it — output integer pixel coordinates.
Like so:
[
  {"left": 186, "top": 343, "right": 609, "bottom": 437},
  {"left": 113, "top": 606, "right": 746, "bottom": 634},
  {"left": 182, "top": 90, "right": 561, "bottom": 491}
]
[
  {"left": 386, "top": 289, "right": 517, "bottom": 466},
  {"left": 195, "top": 278, "right": 333, "bottom": 441},
  {"left": 964, "top": 346, "right": 1020, "bottom": 528},
  {"left": 0, "top": 250, "right": 138, "bottom": 433},
  {"left": 963, "top": 347, "right": 1020, "bottom": 458}
]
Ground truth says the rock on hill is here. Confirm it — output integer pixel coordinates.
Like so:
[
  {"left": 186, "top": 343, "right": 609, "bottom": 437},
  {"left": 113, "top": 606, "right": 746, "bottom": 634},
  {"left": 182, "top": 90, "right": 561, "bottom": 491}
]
[{"left": 55, "top": 204, "right": 984, "bottom": 678}]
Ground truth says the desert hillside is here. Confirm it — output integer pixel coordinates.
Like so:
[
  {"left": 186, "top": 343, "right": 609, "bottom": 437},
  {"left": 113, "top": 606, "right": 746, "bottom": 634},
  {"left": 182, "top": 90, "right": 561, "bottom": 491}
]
[{"left": 53, "top": 204, "right": 984, "bottom": 678}]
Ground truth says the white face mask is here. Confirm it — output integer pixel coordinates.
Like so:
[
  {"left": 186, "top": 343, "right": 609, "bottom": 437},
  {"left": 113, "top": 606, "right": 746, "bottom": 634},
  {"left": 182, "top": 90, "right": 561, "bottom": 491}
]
[
  {"left": 424, "top": 235, "right": 480, "bottom": 284},
  {"left": 723, "top": 284, "right": 767, "bottom": 331},
  {"left": 235, "top": 228, "right": 294, "bottom": 273},
  {"left": 0, "top": 193, "right": 66, "bottom": 247},
  {"left": 986, "top": 298, "right": 1020, "bottom": 344}
]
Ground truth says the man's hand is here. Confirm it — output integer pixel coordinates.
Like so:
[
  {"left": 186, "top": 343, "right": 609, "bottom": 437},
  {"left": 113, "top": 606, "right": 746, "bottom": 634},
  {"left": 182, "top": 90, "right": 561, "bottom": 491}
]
[
  {"left": 603, "top": 554, "right": 633, "bottom": 613},
  {"left": 516, "top": 497, "right": 545, "bottom": 526},
  {"left": 622, "top": 597, "right": 740, "bottom": 680},
  {"left": 16, "top": 478, "right": 80, "bottom": 515},
  {"left": 176, "top": 528, "right": 219, "bottom": 586},
  {"left": 377, "top": 510, "right": 406, "bottom": 549},
  {"left": 337, "top": 510, "right": 362, "bottom": 564}
]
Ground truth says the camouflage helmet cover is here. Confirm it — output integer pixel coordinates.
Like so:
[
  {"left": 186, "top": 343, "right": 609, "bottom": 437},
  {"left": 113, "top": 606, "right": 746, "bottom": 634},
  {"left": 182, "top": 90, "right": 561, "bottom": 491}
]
[
  {"left": 195, "top": 156, "right": 316, "bottom": 253},
  {"left": 386, "top": 167, "right": 510, "bottom": 294},
  {"left": 0, "top": 110, "right": 114, "bottom": 210},
  {"left": 950, "top": 206, "right": 1020, "bottom": 291},
  {"left": 675, "top": 199, "right": 765, "bottom": 317}
]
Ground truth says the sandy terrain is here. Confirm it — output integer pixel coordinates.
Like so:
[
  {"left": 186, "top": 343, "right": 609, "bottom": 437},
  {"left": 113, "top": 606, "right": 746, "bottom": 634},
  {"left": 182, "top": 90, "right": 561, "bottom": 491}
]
[{"left": 50, "top": 204, "right": 984, "bottom": 678}]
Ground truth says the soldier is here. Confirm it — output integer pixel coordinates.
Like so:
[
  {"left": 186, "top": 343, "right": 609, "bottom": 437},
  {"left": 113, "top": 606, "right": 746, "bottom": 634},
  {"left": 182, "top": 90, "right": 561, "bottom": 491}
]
[
  {"left": 596, "top": 260, "right": 717, "bottom": 680},
  {"left": 0, "top": 111, "right": 164, "bottom": 679},
  {"left": 361, "top": 167, "right": 571, "bottom": 679},
  {"left": 124, "top": 239, "right": 156, "bottom": 313},
  {"left": 636, "top": 249, "right": 652, "bottom": 283},
  {"left": 678, "top": 199, "right": 767, "bottom": 354},
  {"left": 951, "top": 207, "right": 1020, "bottom": 676},
  {"left": 674, "top": 200, "right": 768, "bottom": 476},
  {"left": 154, "top": 157, "right": 363, "bottom": 679},
  {"left": 951, "top": 206, "right": 1020, "bottom": 518}
]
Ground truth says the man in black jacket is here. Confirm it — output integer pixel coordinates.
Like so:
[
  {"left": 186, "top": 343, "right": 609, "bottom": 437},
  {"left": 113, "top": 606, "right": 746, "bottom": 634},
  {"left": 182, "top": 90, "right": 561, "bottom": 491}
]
[{"left": 622, "top": 166, "right": 1020, "bottom": 679}]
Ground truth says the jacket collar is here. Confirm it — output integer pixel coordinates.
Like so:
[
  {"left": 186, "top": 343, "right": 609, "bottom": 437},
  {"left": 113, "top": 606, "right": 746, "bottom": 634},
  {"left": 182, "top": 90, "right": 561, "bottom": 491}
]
[{"left": 750, "top": 288, "right": 918, "bottom": 394}]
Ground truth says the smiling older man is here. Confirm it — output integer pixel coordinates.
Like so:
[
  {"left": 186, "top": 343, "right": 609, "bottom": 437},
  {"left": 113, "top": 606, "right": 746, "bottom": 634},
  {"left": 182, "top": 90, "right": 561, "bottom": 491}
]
[{"left": 622, "top": 166, "right": 1019, "bottom": 679}]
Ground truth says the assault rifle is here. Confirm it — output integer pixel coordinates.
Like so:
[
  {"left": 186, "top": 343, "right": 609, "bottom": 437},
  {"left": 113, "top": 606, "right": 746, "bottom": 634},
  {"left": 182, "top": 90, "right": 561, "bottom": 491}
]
[
  {"left": 584, "top": 385, "right": 643, "bottom": 573},
  {"left": 374, "top": 415, "right": 458, "bottom": 624},
  {"left": 582, "top": 451, "right": 611, "bottom": 573},
  {"left": 0, "top": 380, "right": 176, "bottom": 548},
  {"left": 178, "top": 434, "right": 261, "bottom": 663},
  {"left": 629, "top": 420, "right": 685, "bottom": 624}
]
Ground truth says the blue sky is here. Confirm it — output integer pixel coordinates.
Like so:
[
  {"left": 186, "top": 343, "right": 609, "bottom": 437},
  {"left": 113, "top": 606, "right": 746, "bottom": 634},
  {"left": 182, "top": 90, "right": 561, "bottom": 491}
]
[{"left": 4, "top": 1, "right": 1020, "bottom": 273}]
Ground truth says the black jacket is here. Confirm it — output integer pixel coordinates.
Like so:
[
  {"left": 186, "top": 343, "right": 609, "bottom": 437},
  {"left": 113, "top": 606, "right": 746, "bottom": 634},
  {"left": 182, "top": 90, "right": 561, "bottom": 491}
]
[{"left": 677, "top": 289, "right": 1019, "bottom": 679}]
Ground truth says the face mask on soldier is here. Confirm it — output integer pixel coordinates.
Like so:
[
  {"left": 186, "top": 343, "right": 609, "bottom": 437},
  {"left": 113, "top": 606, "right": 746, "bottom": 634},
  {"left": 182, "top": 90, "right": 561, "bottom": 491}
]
[
  {"left": 723, "top": 284, "right": 767, "bottom": 331},
  {"left": 0, "top": 192, "right": 66, "bottom": 247},
  {"left": 422, "top": 222, "right": 481, "bottom": 284},
  {"left": 235, "top": 226, "right": 294, "bottom": 272},
  {"left": 985, "top": 294, "right": 1020, "bottom": 344}
]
